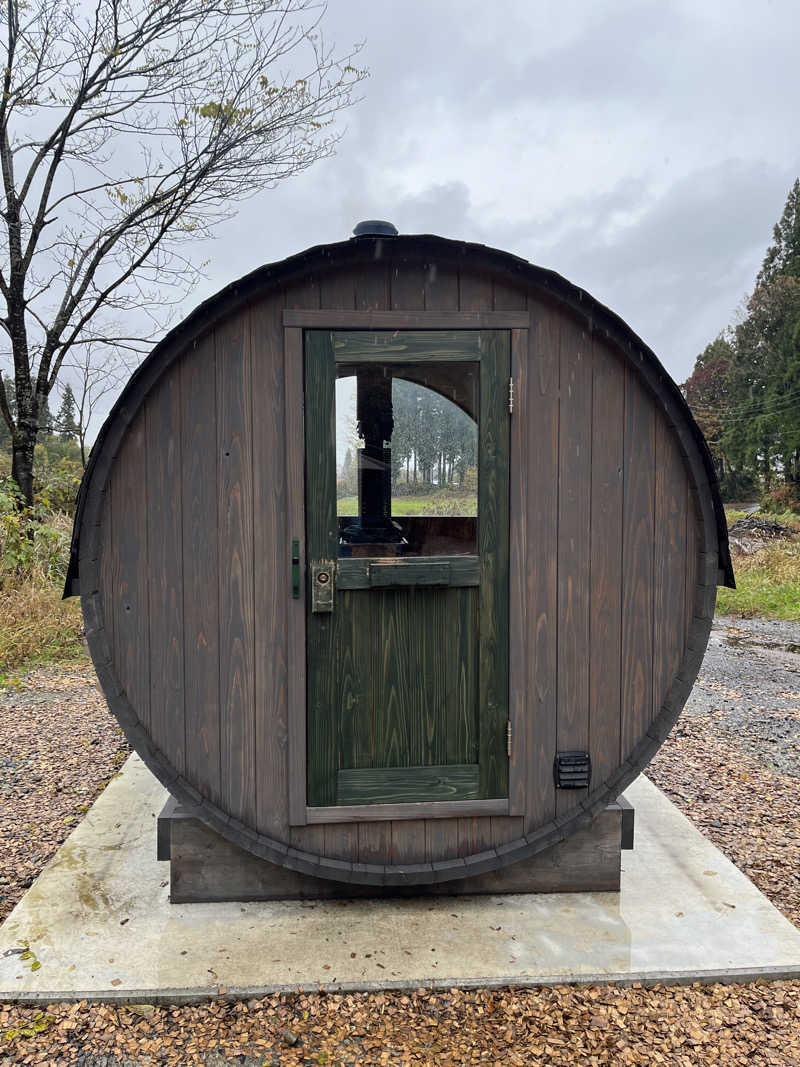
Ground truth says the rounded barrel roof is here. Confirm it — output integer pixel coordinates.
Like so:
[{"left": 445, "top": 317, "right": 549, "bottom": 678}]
[{"left": 66, "top": 232, "right": 732, "bottom": 593}]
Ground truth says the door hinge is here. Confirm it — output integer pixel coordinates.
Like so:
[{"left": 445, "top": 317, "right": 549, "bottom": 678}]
[
  {"left": 506, "top": 719, "right": 512, "bottom": 757},
  {"left": 508, "top": 376, "right": 514, "bottom": 414}
]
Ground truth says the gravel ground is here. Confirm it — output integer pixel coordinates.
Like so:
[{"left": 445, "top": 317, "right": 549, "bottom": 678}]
[
  {"left": 648, "top": 615, "right": 800, "bottom": 929},
  {"left": 2, "top": 617, "right": 800, "bottom": 1065}
]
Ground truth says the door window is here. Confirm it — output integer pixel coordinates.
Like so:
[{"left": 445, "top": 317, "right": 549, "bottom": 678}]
[{"left": 335, "top": 362, "right": 479, "bottom": 558}]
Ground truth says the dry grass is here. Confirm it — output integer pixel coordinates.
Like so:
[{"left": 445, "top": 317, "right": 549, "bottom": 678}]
[
  {"left": 0, "top": 506, "right": 86, "bottom": 680},
  {"left": 718, "top": 540, "right": 800, "bottom": 620},
  {"left": 0, "top": 579, "right": 85, "bottom": 680}
]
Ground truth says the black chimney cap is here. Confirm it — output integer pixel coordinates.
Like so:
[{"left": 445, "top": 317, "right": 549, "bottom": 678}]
[{"left": 352, "top": 220, "right": 398, "bottom": 238}]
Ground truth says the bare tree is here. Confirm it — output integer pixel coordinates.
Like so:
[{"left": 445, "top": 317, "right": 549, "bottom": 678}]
[
  {"left": 62, "top": 343, "right": 132, "bottom": 468},
  {"left": 0, "top": 0, "right": 364, "bottom": 504}
]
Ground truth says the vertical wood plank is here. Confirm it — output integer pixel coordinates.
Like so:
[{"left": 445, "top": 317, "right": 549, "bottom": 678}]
[
  {"left": 508, "top": 328, "right": 527, "bottom": 815},
  {"left": 459, "top": 274, "right": 493, "bottom": 311},
  {"left": 356, "top": 265, "right": 390, "bottom": 310},
  {"left": 217, "top": 314, "right": 256, "bottom": 825},
  {"left": 425, "top": 818, "right": 460, "bottom": 861},
  {"left": 335, "top": 590, "right": 372, "bottom": 772},
  {"left": 478, "top": 330, "right": 511, "bottom": 799},
  {"left": 457, "top": 816, "right": 494, "bottom": 856},
  {"left": 320, "top": 267, "right": 357, "bottom": 310},
  {"left": 588, "top": 342, "right": 624, "bottom": 790},
  {"left": 556, "top": 321, "right": 592, "bottom": 815},
  {"left": 685, "top": 484, "right": 699, "bottom": 644},
  {"left": 424, "top": 262, "right": 458, "bottom": 310},
  {"left": 653, "top": 417, "right": 688, "bottom": 723},
  {"left": 112, "top": 420, "right": 150, "bottom": 730},
  {"left": 285, "top": 326, "right": 307, "bottom": 825},
  {"left": 493, "top": 281, "right": 527, "bottom": 311},
  {"left": 390, "top": 261, "right": 426, "bottom": 310},
  {"left": 357, "top": 821, "right": 391, "bottom": 864},
  {"left": 99, "top": 486, "right": 114, "bottom": 661},
  {"left": 373, "top": 589, "right": 412, "bottom": 769},
  {"left": 489, "top": 815, "right": 524, "bottom": 848},
  {"left": 390, "top": 820, "right": 427, "bottom": 865},
  {"left": 284, "top": 277, "right": 321, "bottom": 311},
  {"left": 146, "top": 373, "right": 185, "bottom": 776},
  {"left": 324, "top": 822, "right": 357, "bottom": 861},
  {"left": 252, "top": 293, "right": 289, "bottom": 837},
  {"left": 444, "top": 587, "right": 478, "bottom": 766},
  {"left": 181, "top": 337, "right": 221, "bottom": 805},
  {"left": 290, "top": 824, "right": 325, "bottom": 853},
  {"left": 523, "top": 304, "right": 559, "bottom": 831},
  {"left": 621, "top": 369, "right": 656, "bottom": 757}
]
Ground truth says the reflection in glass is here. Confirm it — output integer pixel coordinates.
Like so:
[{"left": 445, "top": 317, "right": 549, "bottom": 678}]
[{"left": 335, "top": 359, "right": 478, "bottom": 558}]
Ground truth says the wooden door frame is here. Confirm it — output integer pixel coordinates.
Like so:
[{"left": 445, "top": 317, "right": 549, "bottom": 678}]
[{"left": 284, "top": 311, "right": 530, "bottom": 826}]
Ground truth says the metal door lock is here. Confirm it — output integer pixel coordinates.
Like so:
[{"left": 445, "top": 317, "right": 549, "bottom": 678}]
[{"left": 311, "top": 560, "right": 335, "bottom": 613}]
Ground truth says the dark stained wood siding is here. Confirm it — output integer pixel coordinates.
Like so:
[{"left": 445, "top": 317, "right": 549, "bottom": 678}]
[
  {"left": 180, "top": 336, "right": 221, "bottom": 806},
  {"left": 146, "top": 371, "right": 185, "bottom": 774},
  {"left": 522, "top": 301, "right": 559, "bottom": 833},
  {"left": 252, "top": 293, "right": 289, "bottom": 838},
  {"left": 109, "top": 421, "right": 150, "bottom": 732},
  {"left": 620, "top": 368, "right": 657, "bottom": 758},
  {"left": 216, "top": 313, "right": 256, "bottom": 827},
  {"left": 95, "top": 247, "right": 712, "bottom": 878},
  {"left": 588, "top": 341, "right": 624, "bottom": 787},
  {"left": 555, "top": 320, "right": 592, "bottom": 816}
]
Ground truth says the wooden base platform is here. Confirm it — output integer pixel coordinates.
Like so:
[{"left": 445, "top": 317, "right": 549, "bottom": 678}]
[{"left": 158, "top": 798, "right": 635, "bottom": 903}]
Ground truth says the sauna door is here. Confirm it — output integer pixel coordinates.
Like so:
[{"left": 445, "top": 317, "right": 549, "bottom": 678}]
[{"left": 304, "top": 329, "right": 510, "bottom": 810}]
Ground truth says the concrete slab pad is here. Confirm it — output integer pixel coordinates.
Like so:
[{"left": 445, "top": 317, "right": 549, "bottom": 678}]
[{"left": 2, "top": 756, "right": 800, "bottom": 1004}]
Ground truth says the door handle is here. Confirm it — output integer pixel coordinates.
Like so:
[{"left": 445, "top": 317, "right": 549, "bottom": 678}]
[
  {"left": 291, "top": 539, "right": 300, "bottom": 598},
  {"left": 311, "top": 560, "right": 335, "bottom": 613}
]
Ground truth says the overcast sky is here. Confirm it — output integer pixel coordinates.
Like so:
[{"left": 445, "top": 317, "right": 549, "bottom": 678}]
[{"left": 179, "top": 0, "right": 800, "bottom": 387}]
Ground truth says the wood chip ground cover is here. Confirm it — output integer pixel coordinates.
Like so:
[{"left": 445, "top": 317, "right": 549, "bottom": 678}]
[{"left": 2, "top": 617, "right": 800, "bottom": 1065}]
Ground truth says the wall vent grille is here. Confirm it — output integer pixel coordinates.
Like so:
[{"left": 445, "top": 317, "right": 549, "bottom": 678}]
[{"left": 554, "top": 751, "right": 592, "bottom": 789}]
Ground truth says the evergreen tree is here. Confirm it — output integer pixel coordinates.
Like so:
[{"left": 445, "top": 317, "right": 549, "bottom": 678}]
[
  {"left": 757, "top": 179, "right": 800, "bottom": 286},
  {"left": 56, "top": 385, "right": 79, "bottom": 441},
  {"left": 684, "top": 178, "right": 800, "bottom": 496}
]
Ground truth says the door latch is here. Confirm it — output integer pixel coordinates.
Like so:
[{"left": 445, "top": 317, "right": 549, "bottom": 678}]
[
  {"left": 311, "top": 560, "right": 335, "bottom": 613},
  {"left": 291, "top": 539, "right": 300, "bottom": 598}
]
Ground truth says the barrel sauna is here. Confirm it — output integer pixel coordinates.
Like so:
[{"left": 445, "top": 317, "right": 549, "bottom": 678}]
[{"left": 66, "top": 222, "right": 733, "bottom": 889}]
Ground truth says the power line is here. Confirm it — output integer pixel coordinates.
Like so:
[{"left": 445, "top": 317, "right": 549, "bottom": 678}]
[{"left": 687, "top": 392, "right": 800, "bottom": 423}]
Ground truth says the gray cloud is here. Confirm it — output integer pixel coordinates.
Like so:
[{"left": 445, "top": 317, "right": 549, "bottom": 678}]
[{"left": 181, "top": 0, "right": 800, "bottom": 390}]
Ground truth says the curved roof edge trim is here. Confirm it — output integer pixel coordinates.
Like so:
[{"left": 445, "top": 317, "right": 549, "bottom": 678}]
[{"left": 64, "top": 233, "right": 734, "bottom": 594}]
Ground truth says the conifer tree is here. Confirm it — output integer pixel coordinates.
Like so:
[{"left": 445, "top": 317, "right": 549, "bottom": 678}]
[
  {"left": 56, "top": 385, "right": 79, "bottom": 441},
  {"left": 757, "top": 179, "right": 800, "bottom": 286},
  {"left": 684, "top": 178, "right": 800, "bottom": 495}
]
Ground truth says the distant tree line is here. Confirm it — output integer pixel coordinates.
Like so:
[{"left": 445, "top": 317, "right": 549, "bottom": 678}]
[
  {"left": 339, "top": 379, "right": 478, "bottom": 495},
  {"left": 683, "top": 179, "right": 800, "bottom": 506},
  {"left": 1, "top": 382, "right": 78, "bottom": 450}
]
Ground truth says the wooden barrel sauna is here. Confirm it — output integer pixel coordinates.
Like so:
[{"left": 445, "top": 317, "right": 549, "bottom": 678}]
[{"left": 66, "top": 223, "right": 733, "bottom": 887}]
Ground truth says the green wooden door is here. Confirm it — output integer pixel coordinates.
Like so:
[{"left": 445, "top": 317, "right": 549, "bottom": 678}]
[{"left": 304, "top": 329, "right": 510, "bottom": 808}]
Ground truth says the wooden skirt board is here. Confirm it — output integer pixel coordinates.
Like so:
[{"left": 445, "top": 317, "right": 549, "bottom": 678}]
[
  {"left": 71, "top": 234, "right": 728, "bottom": 887},
  {"left": 159, "top": 797, "right": 635, "bottom": 902}
]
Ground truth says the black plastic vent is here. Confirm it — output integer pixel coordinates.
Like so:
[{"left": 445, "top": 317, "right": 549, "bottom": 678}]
[
  {"left": 554, "top": 751, "right": 592, "bottom": 789},
  {"left": 352, "top": 220, "right": 398, "bottom": 237}
]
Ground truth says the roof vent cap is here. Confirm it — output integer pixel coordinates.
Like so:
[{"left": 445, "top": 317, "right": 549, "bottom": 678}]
[{"left": 352, "top": 220, "right": 398, "bottom": 238}]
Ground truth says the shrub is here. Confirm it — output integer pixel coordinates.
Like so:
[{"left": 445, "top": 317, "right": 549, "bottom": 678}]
[
  {"left": 0, "top": 476, "right": 73, "bottom": 587},
  {"left": 33, "top": 440, "right": 83, "bottom": 515},
  {"left": 760, "top": 483, "right": 800, "bottom": 515}
]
